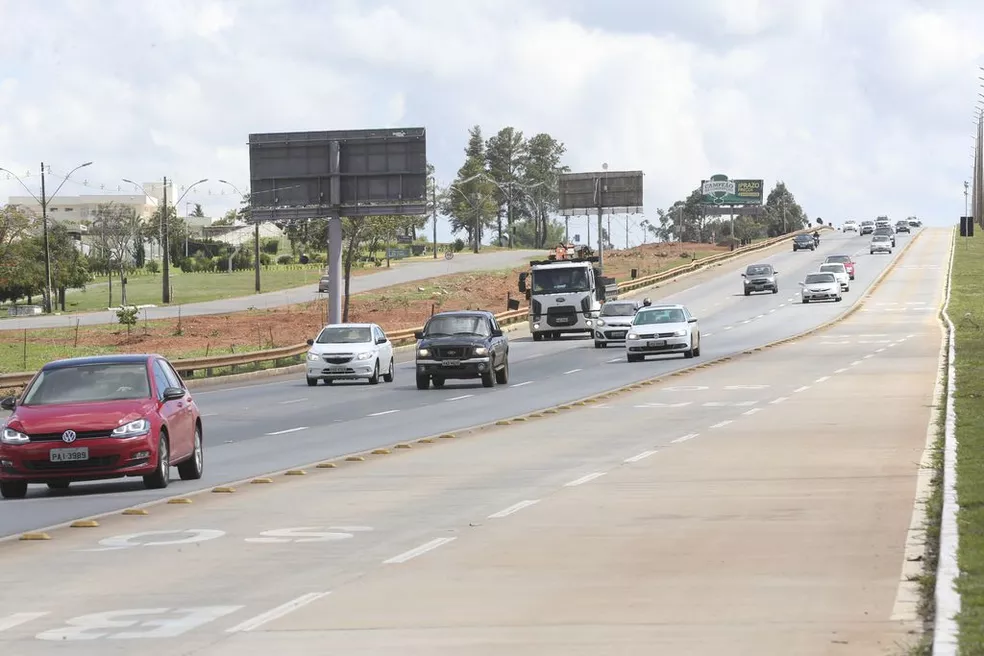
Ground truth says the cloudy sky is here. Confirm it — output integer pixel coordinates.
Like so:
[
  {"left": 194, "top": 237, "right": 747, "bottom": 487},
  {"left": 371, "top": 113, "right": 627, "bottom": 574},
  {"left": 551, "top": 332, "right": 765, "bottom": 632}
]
[{"left": 1, "top": 0, "right": 982, "bottom": 244}]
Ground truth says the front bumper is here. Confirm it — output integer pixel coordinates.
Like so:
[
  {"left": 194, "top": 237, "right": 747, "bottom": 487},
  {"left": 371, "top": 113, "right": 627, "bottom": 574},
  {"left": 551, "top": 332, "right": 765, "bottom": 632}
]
[
  {"left": 416, "top": 357, "right": 492, "bottom": 380},
  {"left": 626, "top": 336, "right": 690, "bottom": 355},
  {"left": 530, "top": 316, "right": 595, "bottom": 334},
  {"left": 594, "top": 325, "right": 632, "bottom": 343},
  {"left": 870, "top": 246, "right": 892, "bottom": 253},
  {"left": 802, "top": 290, "right": 839, "bottom": 301},
  {"left": 744, "top": 281, "right": 777, "bottom": 293},
  {"left": 0, "top": 434, "right": 157, "bottom": 484},
  {"left": 307, "top": 359, "right": 376, "bottom": 379}
]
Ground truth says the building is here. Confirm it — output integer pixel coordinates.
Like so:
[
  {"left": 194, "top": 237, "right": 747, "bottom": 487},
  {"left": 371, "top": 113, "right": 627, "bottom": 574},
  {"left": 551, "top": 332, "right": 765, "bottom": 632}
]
[{"left": 6, "top": 180, "right": 167, "bottom": 225}]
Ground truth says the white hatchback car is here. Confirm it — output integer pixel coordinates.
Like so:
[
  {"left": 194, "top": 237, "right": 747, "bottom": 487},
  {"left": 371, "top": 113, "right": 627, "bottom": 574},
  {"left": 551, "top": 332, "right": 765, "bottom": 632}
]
[
  {"left": 843, "top": 220, "right": 858, "bottom": 233},
  {"left": 818, "top": 263, "right": 850, "bottom": 292},
  {"left": 594, "top": 299, "right": 641, "bottom": 348},
  {"left": 625, "top": 304, "right": 700, "bottom": 362},
  {"left": 305, "top": 323, "right": 395, "bottom": 386},
  {"left": 800, "top": 272, "right": 842, "bottom": 303}
]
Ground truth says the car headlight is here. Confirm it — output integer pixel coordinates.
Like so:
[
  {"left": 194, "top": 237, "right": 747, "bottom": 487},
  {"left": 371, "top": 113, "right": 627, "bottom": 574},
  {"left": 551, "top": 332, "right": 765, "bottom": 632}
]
[
  {"left": 473, "top": 346, "right": 489, "bottom": 356},
  {"left": 355, "top": 351, "right": 373, "bottom": 360},
  {"left": 307, "top": 351, "right": 321, "bottom": 361},
  {"left": 417, "top": 348, "right": 431, "bottom": 358},
  {"left": 596, "top": 319, "right": 605, "bottom": 326},
  {"left": 1, "top": 426, "right": 29, "bottom": 445},
  {"left": 112, "top": 419, "right": 150, "bottom": 438},
  {"left": 627, "top": 332, "right": 639, "bottom": 340}
]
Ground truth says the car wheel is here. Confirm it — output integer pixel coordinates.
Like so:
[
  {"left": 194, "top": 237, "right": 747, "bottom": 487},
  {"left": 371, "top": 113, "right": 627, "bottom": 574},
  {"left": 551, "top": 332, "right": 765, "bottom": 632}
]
[
  {"left": 0, "top": 480, "right": 28, "bottom": 499},
  {"left": 368, "top": 361, "right": 380, "bottom": 385},
  {"left": 772, "top": 287, "right": 778, "bottom": 294},
  {"left": 627, "top": 353, "right": 643, "bottom": 363},
  {"left": 383, "top": 359, "right": 395, "bottom": 383},
  {"left": 836, "top": 295, "right": 843, "bottom": 302},
  {"left": 532, "top": 332, "right": 543, "bottom": 342},
  {"left": 416, "top": 374, "right": 430, "bottom": 390},
  {"left": 693, "top": 335, "right": 701, "bottom": 357},
  {"left": 306, "top": 376, "right": 318, "bottom": 386},
  {"left": 802, "top": 298, "right": 809, "bottom": 304},
  {"left": 845, "top": 286, "right": 850, "bottom": 292},
  {"left": 177, "top": 424, "right": 204, "bottom": 481},
  {"left": 143, "top": 433, "right": 170, "bottom": 490},
  {"left": 495, "top": 359, "right": 509, "bottom": 385},
  {"left": 47, "top": 481, "right": 70, "bottom": 490},
  {"left": 594, "top": 341, "right": 602, "bottom": 348},
  {"left": 432, "top": 376, "right": 446, "bottom": 389},
  {"left": 744, "top": 289, "right": 750, "bottom": 296},
  {"left": 481, "top": 370, "right": 495, "bottom": 388}
]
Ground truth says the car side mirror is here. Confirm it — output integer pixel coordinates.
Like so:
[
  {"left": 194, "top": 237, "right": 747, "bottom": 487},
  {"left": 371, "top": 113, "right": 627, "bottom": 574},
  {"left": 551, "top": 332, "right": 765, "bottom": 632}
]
[
  {"left": 688, "top": 318, "right": 698, "bottom": 323},
  {"left": 306, "top": 338, "right": 314, "bottom": 346},
  {"left": 491, "top": 329, "right": 503, "bottom": 338},
  {"left": 162, "top": 387, "right": 185, "bottom": 402},
  {"left": 798, "top": 281, "right": 805, "bottom": 286},
  {"left": 376, "top": 337, "right": 387, "bottom": 345},
  {"left": 414, "top": 331, "right": 424, "bottom": 340},
  {"left": 740, "top": 273, "right": 746, "bottom": 277},
  {"left": 518, "top": 272, "right": 528, "bottom": 294},
  {"left": 0, "top": 396, "right": 16, "bottom": 411}
]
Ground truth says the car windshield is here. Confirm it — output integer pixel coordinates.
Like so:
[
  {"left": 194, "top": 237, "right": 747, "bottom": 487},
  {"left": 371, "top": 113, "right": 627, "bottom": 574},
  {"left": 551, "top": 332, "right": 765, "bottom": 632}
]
[
  {"left": 873, "top": 236, "right": 889, "bottom": 241},
  {"left": 531, "top": 267, "right": 591, "bottom": 294},
  {"left": 316, "top": 326, "right": 371, "bottom": 343},
  {"left": 820, "top": 264, "right": 844, "bottom": 273},
  {"left": 795, "top": 235, "right": 812, "bottom": 241},
  {"left": 805, "top": 273, "right": 836, "bottom": 284},
  {"left": 745, "top": 265, "right": 772, "bottom": 276},
  {"left": 825, "top": 255, "right": 849, "bottom": 263},
  {"left": 633, "top": 308, "right": 686, "bottom": 325},
  {"left": 601, "top": 303, "right": 636, "bottom": 317},
  {"left": 21, "top": 362, "right": 151, "bottom": 406},
  {"left": 424, "top": 315, "right": 490, "bottom": 337}
]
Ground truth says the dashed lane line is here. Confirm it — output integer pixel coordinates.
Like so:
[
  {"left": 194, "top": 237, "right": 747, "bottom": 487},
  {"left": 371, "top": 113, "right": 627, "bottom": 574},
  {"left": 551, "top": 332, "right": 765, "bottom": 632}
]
[
  {"left": 709, "top": 420, "right": 733, "bottom": 429},
  {"left": 446, "top": 395, "right": 474, "bottom": 402},
  {"left": 383, "top": 537, "right": 457, "bottom": 565},
  {"left": 368, "top": 409, "right": 400, "bottom": 417},
  {"left": 226, "top": 593, "right": 331, "bottom": 633},
  {"left": 671, "top": 433, "right": 699, "bottom": 444},
  {"left": 564, "top": 472, "right": 606, "bottom": 487},
  {"left": 793, "top": 385, "right": 811, "bottom": 393},
  {"left": 815, "top": 376, "right": 830, "bottom": 384},
  {"left": 265, "top": 427, "right": 308, "bottom": 436},
  {"left": 624, "top": 450, "right": 658, "bottom": 463},
  {"left": 488, "top": 500, "right": 540, "bottom": 519}
]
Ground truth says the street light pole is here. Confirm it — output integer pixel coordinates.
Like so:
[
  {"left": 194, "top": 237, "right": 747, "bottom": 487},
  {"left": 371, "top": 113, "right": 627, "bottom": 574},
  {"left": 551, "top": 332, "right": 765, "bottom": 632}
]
[
  {"left": 431, "top": 179, "right": 438, "bottom": 259},
  {"left": 159, "top": 177, "right": 209, "bottom": 304}
]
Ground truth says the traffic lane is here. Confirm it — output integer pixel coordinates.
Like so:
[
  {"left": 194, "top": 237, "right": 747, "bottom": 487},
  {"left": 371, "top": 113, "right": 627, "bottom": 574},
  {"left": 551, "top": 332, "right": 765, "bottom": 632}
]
[
  {"left": 0, "top": 316, "right": 927, "bottom": 654},
  {"left": 0, "top": 249, "right": 544, "bottom": 330},
  {"left": 229, "top": 288, "right": 941, "bottom": 654}
]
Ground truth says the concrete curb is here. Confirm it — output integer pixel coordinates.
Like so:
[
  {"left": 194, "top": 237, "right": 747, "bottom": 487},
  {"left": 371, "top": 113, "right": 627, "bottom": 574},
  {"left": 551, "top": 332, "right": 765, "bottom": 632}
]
[{"left": 1, "top": 230, "right": 924, "bottom": 545}]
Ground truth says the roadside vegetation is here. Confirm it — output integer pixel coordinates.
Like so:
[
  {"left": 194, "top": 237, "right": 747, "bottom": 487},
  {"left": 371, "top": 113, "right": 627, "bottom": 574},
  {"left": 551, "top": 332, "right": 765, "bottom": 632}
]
[{"left": 947, "top": 231, "right": 984, "bottom": 651}]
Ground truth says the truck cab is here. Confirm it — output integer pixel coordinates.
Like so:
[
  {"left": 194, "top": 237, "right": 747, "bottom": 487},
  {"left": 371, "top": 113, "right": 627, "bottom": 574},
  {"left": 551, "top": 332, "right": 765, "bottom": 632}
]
[{"left": 518, "top": 256, "right": 617, "bottom": 342}]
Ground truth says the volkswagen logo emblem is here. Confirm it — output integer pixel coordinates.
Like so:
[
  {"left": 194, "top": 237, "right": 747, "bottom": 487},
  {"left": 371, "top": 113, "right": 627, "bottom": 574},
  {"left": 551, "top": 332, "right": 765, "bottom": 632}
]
[
  {"left": 556, "top": 297, "right": 565, "bottom": 303},
  {"left": 61, "top": 430, "right": 77, "bottom": 444}
]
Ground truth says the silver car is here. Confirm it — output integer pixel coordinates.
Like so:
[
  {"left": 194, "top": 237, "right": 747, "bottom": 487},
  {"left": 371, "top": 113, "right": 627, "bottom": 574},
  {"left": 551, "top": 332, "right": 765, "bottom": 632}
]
[
  {"left": 594, "top": 299, "right": 641, "bottom": 348},
  {"left": 870, "top": 235, "right": 893, "bottom": 254},
  {"left": 800, "top": 272, "right": 842, "bottom": 303}
]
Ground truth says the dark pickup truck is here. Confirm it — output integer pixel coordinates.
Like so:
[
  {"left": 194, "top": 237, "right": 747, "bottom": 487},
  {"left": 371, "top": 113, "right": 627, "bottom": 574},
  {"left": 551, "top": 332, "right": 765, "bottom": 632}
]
[{"left": 414, "top": 310, "right": 510, "bottom": 390}]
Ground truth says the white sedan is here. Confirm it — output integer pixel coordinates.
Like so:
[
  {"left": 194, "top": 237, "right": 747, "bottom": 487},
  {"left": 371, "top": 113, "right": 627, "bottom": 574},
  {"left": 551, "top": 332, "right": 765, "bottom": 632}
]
[
  {"left": 800, "top": 272, "right": 842, "bottom": 303},
  {"left": 305, "top": 322, "right": 395, "bottom": 386},
  {"left": 625, "top": 304, "right": 701, "bottom": 362},
  {"left": 818, "top": 263, "right": 850, "bottom": 291}
]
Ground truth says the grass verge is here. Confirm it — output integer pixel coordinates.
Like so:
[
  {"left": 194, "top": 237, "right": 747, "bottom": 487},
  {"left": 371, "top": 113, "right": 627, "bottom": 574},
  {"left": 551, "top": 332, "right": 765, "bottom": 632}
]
[{"left": 947, "top": 233, "right": 984, "bottom": 652}]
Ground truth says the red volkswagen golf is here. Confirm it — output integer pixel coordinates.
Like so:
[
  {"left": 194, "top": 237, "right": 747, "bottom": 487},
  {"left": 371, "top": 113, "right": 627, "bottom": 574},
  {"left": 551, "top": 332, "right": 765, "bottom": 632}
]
[{"left": 0, "top": 354, "right": 204, "bottom": 499}]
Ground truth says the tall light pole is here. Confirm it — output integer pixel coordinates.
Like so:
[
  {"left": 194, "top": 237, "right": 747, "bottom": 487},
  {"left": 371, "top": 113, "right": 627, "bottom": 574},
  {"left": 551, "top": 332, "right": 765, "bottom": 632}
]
[
  {"left": 431, "top": 176, "right": 438, "bottom": 259},
  {"left": 1, "top": 160, "right": 91, "bottom": 313}
]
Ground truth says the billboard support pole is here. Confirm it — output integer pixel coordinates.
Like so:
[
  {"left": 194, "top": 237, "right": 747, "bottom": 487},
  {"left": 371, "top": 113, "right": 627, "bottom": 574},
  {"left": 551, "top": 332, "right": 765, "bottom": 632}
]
[{"left": 327, "top": 215, "right": 343, "bottom": 324}]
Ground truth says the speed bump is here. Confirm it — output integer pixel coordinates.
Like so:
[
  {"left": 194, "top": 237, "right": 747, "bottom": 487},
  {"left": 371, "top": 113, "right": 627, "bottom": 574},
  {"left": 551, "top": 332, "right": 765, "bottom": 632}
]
[
  {"left": 371, "top": 448, "right": 391, "bottom": 455},
  {"left": 316, "top": 462, "right": 337, "bottom": 468},
  {"left": 513, "top": 417, "right": 528, "bottom": 422},
  {"left": 122, "top": 508, "right": 148, "bottom": 516},
  {"left": 417, "top": 438, "right": 435, "bottom": 443},
  {"left": 529, "top": 413, "right": 543, "bottom": 418},
  {"left": 395, "top": 443, "right": 413, "bottom": 449},
  {"left": 212, "top": 486, "right": 236, "bottom": 493},
  {"left": 250, "top": 477, "right": 274, "bottom": 484},
  {"left": 495, "top": 420, "right": 511, "bottom": 426},
  {"left": 19, "top": 532, "right": 50, "bottom": 541},
  {"left": 70, "top": 520, "right": 99, "bottom": 528},
  {"left": 345, "top": 455, "right": 366, "bottom": 462},
  {"left": 168, "top": 497, "right": 193, "bottom": 504},
  {"left": 285, "top": 469, "right": 307, "bottom": 476},
  {"left": 438, "top": 433, "right": 456, "bottom": 439},
  {"left": 558, "top": 405, "right": 572, "bottom": 410}
]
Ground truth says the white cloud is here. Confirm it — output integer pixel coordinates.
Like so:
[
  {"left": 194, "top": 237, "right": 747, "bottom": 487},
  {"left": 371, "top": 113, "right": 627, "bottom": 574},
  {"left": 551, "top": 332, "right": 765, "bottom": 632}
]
[{"left": 0, "top": 0, "right": 982, "bottom": 244}]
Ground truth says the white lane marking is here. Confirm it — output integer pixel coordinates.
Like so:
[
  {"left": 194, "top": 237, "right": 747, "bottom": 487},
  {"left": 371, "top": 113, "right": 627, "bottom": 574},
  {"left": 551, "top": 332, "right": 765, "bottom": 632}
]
[
  {"left": 860, "top": 334, "right": 889, "bottom": 337},
  {"left": 634, "top": 402, "right": 692, "bottom": 408},
  {"left": 741, "top": 320, "right": 751, "bottom": 324},
  {"left": 815, "top": 376, "right": 830, "bottom": 384},
  {"left": 876, "top": 348, "right": 886, "bottom": 353},
  {"left": 702, "top": 332, "right": 713, "bottom": 337},
  {"left": 723, "top": 326, "right": 733, "bottom": 331},
  {"left": 488, "top": 500, "right": 540, "bottom": 519},
  {"left": 851, "top": 360, "right": 862, "bottom": 366},
  {"left": 756, "top": 314, "right": 765, "bottom": 319},
  {"left": 0, "top": 612, "right": 49, "bottom": 632},
  {"left": 709, "top": 420, "right": 733, "bottom": 429},
  {"left": 368, "top": 409, "right": 400, "bottom": 416},
  {"left": 864, "top": 354, "right": 874, "bottom": 359},
  {"left": 768, "top": 308, "right": 777, "bottom": 313},
  {"left": 834, "top": 368, "right": 848, "bottom": 374},
  {"left": 265, "top": 427, "right": 308, "bottom": 436},
  {"left": 226, "top": 593, "right": 331, "bottom": 633},
  {"left": 671, "top": 433, "right": 699, "bottom": 444},
  {"left": 624, "top": 450, "right": 658, "bottom": 463},
  {"left": 607, "top": 358, "right": 622, "bottom": 363},
  {"left": 703, "top": 401, "right": 757, "bottom": 407},
  {"left": 383, "top": 537, "right": 457, "bottom": 565},
  {"left": 793, "top": 386, "right": 811, "bottom": 393},
  {"left": 724, "top": 384, "right": 770, "bottom": 390},
  {"left": 742, "top": 408, "right": 762, "bottom": 416},
  {"left": 770, "top": 397, "right": 788, "bottom": 404},
  {"left": 887, "top": 343, "right": 898, "bottom": 348},
  {"left": 278, "top": 398, "right": 307, "bottom": 405},
  {"left": 510, "top": 381, "right": 533, "bottom": 387},
  {"left": 563, "top": 369, "right": 582, "bottom": 375},
  {"left": 564, "top": 472, "right": 606, "bottom": 487},
  {"left": 779, "top": 303, "right": 786, "bottom": 308},
  {"left": 200, "top": 413, "right": 218, "bottom": 418},
  {"left": 446, "top": 395, "right": 473, "bottom": 401}
]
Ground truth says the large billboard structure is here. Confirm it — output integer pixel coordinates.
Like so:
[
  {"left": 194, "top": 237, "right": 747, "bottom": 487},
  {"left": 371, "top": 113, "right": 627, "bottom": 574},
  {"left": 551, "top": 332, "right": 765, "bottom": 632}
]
[
  {"left": 558, "top": 169, "right": 644, "bottom": 271},
  {"left": 247, "top": 128, "right": 428, "bottom": 323},
  {"left": 699, "top": 174, "right": 765, "bottom": 231}
]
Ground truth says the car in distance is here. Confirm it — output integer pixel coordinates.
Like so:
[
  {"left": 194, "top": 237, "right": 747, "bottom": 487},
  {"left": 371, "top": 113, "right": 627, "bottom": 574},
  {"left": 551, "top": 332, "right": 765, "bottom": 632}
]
[
  {"left": 860, "top": 220, "right": 875, "bottom": 235},
  {"left": 741, "top": 263, "right": 779, "bottom": 295},
  {"left": 873, "top": 225, "right": 896, "bottom": 247},
  {"left": 818, "top": 263, "right": 850, "bottom": 292},
  {"left": 625, "top": 304, "right": 700, "bottom": 362},
  {"left": 870, "top": 234, "right": 893, "bottom": 254},
  {"left": 594, "top": 299, "right": 642, "bottom": 348},
  {"left": 823, "top": 254, "right": 855, "bottom": 280},
  {"left": 792, "top": 234, "right": 816, "bottom": 251},
  {"left": 842, "top": 220, "right": 858, "bottom": 233},
  {"left": 415, "top": 310, "right": 509, "bottom": 389},
  {"left": 800, "top": 272, "right": 842, "bottom": 304},
  {"left": 0, "top": 354, "right": 203, "bottom": 499},
  {"left": 895, "top": 220, "right": 910, "bottom": 234},
  {"left": 305, "top": 323, "right": 394, "bottom": 386},
  {"left": 317, "top": 274, "right": 331, "bottom": 293},
  {"left": 908, "top": 217, "right": 922, "bottom": 227}
]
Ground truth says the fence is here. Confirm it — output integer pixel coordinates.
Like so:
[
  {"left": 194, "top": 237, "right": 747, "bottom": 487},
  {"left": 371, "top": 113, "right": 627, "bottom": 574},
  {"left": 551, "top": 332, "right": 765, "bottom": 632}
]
[{"left": 0, "top": 227, "right": 828, "bottom": 393}]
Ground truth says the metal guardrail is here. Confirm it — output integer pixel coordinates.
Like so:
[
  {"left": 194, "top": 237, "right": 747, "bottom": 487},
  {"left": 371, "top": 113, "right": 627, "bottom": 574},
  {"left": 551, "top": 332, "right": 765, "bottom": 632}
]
[{"left": 0, "top": 228, "right": 830, "bottom": 392}]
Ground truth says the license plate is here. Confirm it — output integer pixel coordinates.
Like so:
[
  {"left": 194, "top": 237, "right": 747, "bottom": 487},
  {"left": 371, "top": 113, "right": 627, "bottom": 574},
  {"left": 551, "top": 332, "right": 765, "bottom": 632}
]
[
  {"left": 441, "top": 359, "right": 461, "bottom": 367},
  {"left": 611, "top": 331, "right": 626, "bottom": 338},
  {"left": 554, "top": 316, "right": 571, "bottom": 324},
  {"left": 50, "top": 447, "right": 88, "bottom": 463},
  {"left": 327, "top": 366, "right": 349, "bottom": 373},
  {"left": 646, "top": 340, "right": 666, "bottom": 348}
]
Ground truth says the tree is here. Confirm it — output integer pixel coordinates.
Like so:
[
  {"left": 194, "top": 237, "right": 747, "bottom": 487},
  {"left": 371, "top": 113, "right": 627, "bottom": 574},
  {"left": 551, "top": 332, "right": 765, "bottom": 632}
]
[
  {"left": 94, "top": 203, "right": 142, "bottom": 306},
  {"left": 485, "top": 127, "right": 528, "bottom": 247},
  {"left": 47, "top": 223, "right": 90, "bottom": 311},
  {"left": 145, "top": 203, "right": 188, "bottom": 265},
  {"left": 440, "top": 125, "right": 498, "bottom": 250},
  {"left": 0, "top": 204, "right": 34, "bottom": 269},
  {"left": 763, "top": 182, "right": 808, "bottom": 236},
  {"left": 191, "top": 203, "right": 206, "bottom": 218},
  {"left": 519, "top": 133, "right": 568, "bottom": 248},
  {"left": 212, "top": 208, "right": 238, "bottom": 226}
]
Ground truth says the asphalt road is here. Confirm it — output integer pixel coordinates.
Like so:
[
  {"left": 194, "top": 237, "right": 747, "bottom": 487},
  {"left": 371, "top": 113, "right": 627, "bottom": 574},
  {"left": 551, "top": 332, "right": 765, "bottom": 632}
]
[
  {"left": 0, "top": 230, "right": 918, "bottom": 536},
  {"left": 0, "top": 228, "right": 947, "bottom": 655},
  {"left": 0, "top": 248, "right": 543, "bottom": 330}
]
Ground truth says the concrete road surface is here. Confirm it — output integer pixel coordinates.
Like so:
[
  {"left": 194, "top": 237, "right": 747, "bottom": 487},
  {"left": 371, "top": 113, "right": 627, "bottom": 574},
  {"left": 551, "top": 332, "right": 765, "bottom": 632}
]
[
  {"left": 0, "top": 248, "right": 544, "bottom": 330},
  {"left": 0, "top": 229, "right": 927, "bottom": 536},
  {"left": 0, "top": 228, "right": 947, "bottom": 655}
]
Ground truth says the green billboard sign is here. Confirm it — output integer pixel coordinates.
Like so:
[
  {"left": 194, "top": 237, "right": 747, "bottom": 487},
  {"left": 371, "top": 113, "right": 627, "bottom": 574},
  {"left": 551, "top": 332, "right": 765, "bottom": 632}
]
[{"left": 700, "top": 174, "right": 764, "bottom": 205}]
